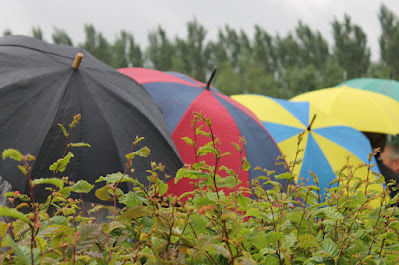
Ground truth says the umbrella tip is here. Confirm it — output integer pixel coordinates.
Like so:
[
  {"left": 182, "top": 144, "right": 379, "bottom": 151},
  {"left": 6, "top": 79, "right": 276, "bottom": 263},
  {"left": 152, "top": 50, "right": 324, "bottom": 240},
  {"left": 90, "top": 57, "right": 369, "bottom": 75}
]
[
  {"left": 72, "top": 53, "right": 84, "bottom": 70},
  {"left": 205, "top": 68, "right": 217, "bottom": 90}
]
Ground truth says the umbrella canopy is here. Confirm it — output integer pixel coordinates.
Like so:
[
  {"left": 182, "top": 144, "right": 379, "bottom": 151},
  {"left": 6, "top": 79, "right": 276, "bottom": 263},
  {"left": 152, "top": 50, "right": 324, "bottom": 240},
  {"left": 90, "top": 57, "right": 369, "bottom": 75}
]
[
  {"left": 0, "top": 35, "right": 183, "bottom": 201},
  {"left": 336, "top": 78, "right": 399, "bottom": 102},
  {"left": 118, "top": 67, "right": 287, "bottom": 197},
  {"left": 231, "top": 94, "right": 382, "bottom": 194},
  {"left": 291, "top": 85, "right": 399, "bottom": 135}
]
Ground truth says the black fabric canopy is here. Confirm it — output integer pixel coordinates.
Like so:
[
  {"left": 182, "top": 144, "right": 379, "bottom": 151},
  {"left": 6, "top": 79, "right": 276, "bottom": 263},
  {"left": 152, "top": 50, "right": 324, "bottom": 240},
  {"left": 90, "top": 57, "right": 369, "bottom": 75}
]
[{"left": 0, "top": 35, "right": 182, "bottom": 201}]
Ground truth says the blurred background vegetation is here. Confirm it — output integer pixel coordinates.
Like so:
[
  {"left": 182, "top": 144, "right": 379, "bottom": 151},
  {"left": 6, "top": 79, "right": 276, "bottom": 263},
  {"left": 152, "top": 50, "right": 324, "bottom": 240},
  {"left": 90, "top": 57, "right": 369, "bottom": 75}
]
[{"left": 5, "top": 4, "right": 399, "bottom": 99}]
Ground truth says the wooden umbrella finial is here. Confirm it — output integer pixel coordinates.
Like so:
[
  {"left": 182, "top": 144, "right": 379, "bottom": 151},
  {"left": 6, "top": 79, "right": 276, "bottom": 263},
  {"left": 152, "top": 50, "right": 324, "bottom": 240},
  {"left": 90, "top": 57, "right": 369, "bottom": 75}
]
[{"left": 72, "top": 53, "right": 84, "bottom": 69}]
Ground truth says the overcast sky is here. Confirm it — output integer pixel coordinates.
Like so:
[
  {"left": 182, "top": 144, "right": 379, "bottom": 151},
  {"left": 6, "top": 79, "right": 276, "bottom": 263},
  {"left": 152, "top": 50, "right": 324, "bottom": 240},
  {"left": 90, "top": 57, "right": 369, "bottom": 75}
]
[{"left": 1, "top": 0, "right": 398, "bottom": 61}]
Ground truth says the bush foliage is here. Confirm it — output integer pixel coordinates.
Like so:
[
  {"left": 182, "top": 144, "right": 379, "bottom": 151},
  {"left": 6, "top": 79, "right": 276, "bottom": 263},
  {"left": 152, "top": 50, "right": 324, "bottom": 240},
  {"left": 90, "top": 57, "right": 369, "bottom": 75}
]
[{"left": 1, "top": 113, "right": 399, "bottom": 265}]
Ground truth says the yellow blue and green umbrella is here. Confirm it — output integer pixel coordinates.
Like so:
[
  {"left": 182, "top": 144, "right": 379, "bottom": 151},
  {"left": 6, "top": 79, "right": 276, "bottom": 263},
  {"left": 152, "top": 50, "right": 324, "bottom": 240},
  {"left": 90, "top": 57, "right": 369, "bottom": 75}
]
[
  {"left": 291, "top": 85, "right": 399, "bottom": 135},
  {"left": 231, "top": 94, "right": 382, "bottom": 194}
]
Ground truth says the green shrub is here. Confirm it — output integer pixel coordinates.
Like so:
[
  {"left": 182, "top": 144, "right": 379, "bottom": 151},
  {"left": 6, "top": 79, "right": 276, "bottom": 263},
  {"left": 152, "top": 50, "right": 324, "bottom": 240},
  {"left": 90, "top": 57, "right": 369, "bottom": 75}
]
[{"left": 0, "top": 113, "right": 399, "bottom": 265}]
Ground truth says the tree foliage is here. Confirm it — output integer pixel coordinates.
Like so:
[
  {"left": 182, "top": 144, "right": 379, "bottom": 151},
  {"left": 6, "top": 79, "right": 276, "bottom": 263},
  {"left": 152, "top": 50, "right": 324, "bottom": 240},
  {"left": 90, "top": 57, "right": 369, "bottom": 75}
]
[{"left": 3, "top": 4, "right": 398, "bottom": 98}]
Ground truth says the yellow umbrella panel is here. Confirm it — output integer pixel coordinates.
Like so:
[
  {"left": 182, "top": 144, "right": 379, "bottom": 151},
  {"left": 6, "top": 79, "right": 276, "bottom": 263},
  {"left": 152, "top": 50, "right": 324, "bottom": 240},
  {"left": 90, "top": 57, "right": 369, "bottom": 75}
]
[
  {"left": 231, "top": 94, "right": 383, "bottom": 195},
  {"left": 291, "top": 85, "right": 399, "bottom": 135}
]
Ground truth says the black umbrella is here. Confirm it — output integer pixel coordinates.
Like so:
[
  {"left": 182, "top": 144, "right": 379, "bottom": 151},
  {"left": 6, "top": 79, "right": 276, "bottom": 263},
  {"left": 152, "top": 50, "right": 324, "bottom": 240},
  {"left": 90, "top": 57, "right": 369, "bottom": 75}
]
[{"left": 0, "top": 35, "right": 182, "bottom": 201}]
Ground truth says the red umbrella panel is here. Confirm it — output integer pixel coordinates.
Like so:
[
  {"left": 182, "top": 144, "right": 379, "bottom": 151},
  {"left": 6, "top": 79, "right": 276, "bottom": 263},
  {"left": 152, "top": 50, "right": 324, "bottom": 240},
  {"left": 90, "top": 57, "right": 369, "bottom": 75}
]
[{"left": 118, "top": 68, "right": 287, "bottom": 197}]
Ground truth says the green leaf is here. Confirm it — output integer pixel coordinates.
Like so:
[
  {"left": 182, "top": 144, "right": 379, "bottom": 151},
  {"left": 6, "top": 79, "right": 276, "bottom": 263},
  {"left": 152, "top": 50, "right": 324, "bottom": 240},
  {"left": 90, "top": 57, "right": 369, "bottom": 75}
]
[
  {"left": 182, "top": 137, "right": 195, "bottom": 146},
  {"left": 242, "top": 159, "right": 250, "bottom": 171},
  {"left": 217, "top": 176, "right": 239, "bottom": 189},
  {"left": 320, "top": 238, "right": 339, "bottom": 257},
  {"left": 197, "top": 235, "right": 215, "bottom": 253},
  {"left": 17, "top": 165, "right": 27, "bottom": 175},
  {"left": 31, "top": 178, "right": 64, "bottom": 189},
  {"left": 96, "top": 172, "right": 134, "bottom": 184},
  {"left": 381, "top": 231, "right": 398, "bottom": 243},
  {"left": 189, "top": 214, "right": 208, "bottom": 234},
  {"left": 118, "top": 192, "right": 146, "bottom": 208},
  {"left": 2, "top": 148, "right": 23, "bottom": 161},
  {"left": 158, "top": 182, "right": 168, "bottom": 196},
  {"left": 76, "top": 223, "right": 102, "bottom": 253},
  {"left": 388, "top": 221, "right": 399, "bottom": 229},
  {"left": 3, "top": 236, "right": 31, "bottom": 264},
  {"left": 212, "top": 244, "right": 231, "bottom": 259},
  {"left": 72, "top": 180, "right": 94, "bottom": 193},
  {"left": 244, "top": 208, "right": 262, "bottom": 219},
  {"left": 50, "top": 216, "right": 68, "bottom": 226},
  {"left": 314, "top": 207, "right": 344, "bottom": 220},
  {"left": 276, "top": 172, "right": 294, "bottom": 181},
  {"left": 68, "top": 142, "right": 91, "bottom": 148},
  {"left": 49, "top": 152, "right": 74, "bottom": 172},
  {"left": 298, "top": 234, "right": 319, "bottom": 248},
  {"left": 136, "top": 146, "right": 151, "bottom": 157},
  {"left": 197, "top": 146, "right": 218, "bottom": 156},
  {"left": 174, "top": 168, "right": 209, "bottom": 184},
  {"left": 236, "top": 194, "right": 251, "bottom": 211},
  {"left": 0, "top": 206, "right": 30, "bottom": 224},
  {"left": 58, "top": 123, "right": 68, "bottom": 137},
  {"left": 118, "top": 205, "right": 148, "bottom": 221},
  {"left": 95, "top": 185, "right": 113, "bottom": 201},
  {"left": 232, "top": 142, "right": 241, "bottom": 152},
  {"left": 125, "top": 152, "right": 136, "bottom": 160},
  {"left": 194, "top": 196, "right": 216, "bottom": 210}
]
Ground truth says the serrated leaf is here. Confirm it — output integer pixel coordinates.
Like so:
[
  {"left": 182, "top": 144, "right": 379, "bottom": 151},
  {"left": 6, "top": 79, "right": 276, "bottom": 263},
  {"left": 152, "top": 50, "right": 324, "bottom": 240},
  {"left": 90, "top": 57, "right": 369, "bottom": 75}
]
[
  {"left": 298, "top": 234, "right": 319, "bottom": 248},
  {"left": 118, "top": 205, "right": 148, "bottom": 221},
  {"left": 0, "top": 222, "right": 8, "bottom": 238},
  {"left": 2, "top": 148, "right": 23, "bottom": 161},
  {"left": 31, "top": 178, "right": 64, "bottom": 189},
  {"left": 276, "top": 172, "right": 294, "bottom": 181},
  {"left": 17, "top": 165, "right": 27, "bottom": 175},
  {"left": 68, "top": 142, "right": 91, "bottom": 148},
  {"left": 194, "top": 196, "right": 216, "bottom": 210},
  {"left": 72, "top": 180, "right": 94, "bottom": 193},
  {"left": 197, "top": 235, "right": 215, "bottom": 253},
  {"left": 174, "top": 168, "right": 209, "bottom": 184},
  {"left": 189, "top": 214, "right": 208, "bottom": 234},
  {"left": 76, "top": 223, "right": 102, "bottom": 253},
  {"left": 182, "top": 137, "right": 195, "bottom": 146},
  {"left": 158, "top": 181, "right": 168, "bottom": 196},
  {"left": 314, "top": 207, "right": 344, "bottom": 220},
  {"left": 96, "top": 172, "right": 134, "bottom": 184},
  {"left": 197, "top": 146, "right": 217, "bottom": 156},
  {"left": 320, "top": 238, "right": 339, "bottom": 257},
  {"left": 212, "top": 244, "right": 231, "bottom": 259},
  {"left": 0, "top": 206, "right": 30, "bottom": 224},
  {"left": 118, "top": 192, "right": 145, "bottom": 208},
  {"left": 49, "top": 152, "right": 74, "bottom": 172},
  {"left": 243, "top": 159, "right": 250, "bottom": 171},
  {"left": 50, "top": 216, "right": 68, "bottom": 226},
  {"left": 244, "top": 208, "right": 262, "bottom": 219},
  {"left": 236, "top": 194, "right": 251, "bottom": 211},
  {"left": 58, "top": 123, "right": 68, "bottom": 137},
  {"left": 136, "top": 146, "right": 151, "bottom": 157},
  {"left": 95, "top": 185, "right": 113, "bottom": 201},
  {"left": 217, "top": 175, "right": 239, "bottom": 189}
]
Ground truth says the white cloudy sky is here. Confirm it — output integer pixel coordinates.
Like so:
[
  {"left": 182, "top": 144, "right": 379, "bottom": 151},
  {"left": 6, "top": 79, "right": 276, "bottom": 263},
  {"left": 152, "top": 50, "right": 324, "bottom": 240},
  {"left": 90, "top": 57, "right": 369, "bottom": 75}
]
[{"left": 1, "top": 0, "right": 398, "bottom": 61}]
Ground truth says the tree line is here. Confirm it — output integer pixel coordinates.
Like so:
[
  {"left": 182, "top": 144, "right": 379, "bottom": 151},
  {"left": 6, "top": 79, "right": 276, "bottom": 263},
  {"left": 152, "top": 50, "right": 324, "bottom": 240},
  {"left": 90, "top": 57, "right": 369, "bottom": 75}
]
[{"left": 4, "top": 4, "right": 399, "bottom": 98}]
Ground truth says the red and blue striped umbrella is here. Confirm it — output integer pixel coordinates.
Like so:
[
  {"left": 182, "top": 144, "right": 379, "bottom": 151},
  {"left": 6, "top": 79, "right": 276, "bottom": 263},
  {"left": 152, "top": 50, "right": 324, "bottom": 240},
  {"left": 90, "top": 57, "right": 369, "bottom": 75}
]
[{"left": 118, "top": 67, "right": 287, "bottom": 197}]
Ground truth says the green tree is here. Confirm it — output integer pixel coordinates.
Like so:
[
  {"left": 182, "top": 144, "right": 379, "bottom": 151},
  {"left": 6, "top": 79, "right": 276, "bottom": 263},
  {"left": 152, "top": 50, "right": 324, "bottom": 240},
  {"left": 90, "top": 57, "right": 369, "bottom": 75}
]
[
  {"left": 79, "top": 24, "right": 112, "bottom": 65},
  {"left": 332, "top": 14, "right": 370, "bottom": 79},
  {"left": 31, "top": 26, "right": 44, "bottom": 40},
  {"left": 3, "top": 29, "right": 12, "bottom": 36},
  {"left": 379, "top": 4, "right": 399, "bottom": 78},
  {"left": 52, "top": 28, "right": 73, "bottom": 46},
  {"left": 110, "top": 30, "right": 143, "bottom": 68},
  {"left": 252, "top": 25, "right": 278, "bottom": 74},
  {"left": 295, "top": 21, "right": 330, "bottom": 75},
  {"left": 146, "top": 26, "right": 176, "bottom": 70},
  {"left": 174, "top": 19, "right": 212, "bottom": 81}
]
